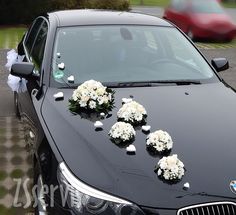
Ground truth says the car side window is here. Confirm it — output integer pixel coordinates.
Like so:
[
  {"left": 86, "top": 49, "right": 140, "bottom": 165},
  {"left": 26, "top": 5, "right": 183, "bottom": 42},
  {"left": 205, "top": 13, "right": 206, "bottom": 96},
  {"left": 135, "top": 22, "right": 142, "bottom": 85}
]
[
  {"left": 25, "top": 18, "right": 44, "bottom": 54},
  {"left": 31, "top": 21, "right": 48, "bottom": 70}
]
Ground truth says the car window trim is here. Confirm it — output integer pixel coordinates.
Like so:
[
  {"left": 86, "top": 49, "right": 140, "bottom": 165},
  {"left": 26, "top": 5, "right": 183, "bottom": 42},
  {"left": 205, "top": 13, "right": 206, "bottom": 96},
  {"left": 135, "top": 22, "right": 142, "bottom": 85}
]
[
  {"left": 23, "top": 16, "right": 47, "bottom": 63},
  {"left": 23, "top": 16, "right": 49, "bottom": 86}
]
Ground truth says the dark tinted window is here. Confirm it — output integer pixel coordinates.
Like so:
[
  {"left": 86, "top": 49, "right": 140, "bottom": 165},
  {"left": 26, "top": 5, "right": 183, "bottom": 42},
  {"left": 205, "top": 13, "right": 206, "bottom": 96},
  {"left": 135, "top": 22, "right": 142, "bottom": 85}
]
[
  {"left": 25, "top": 18, "right": 44, "bottom": 54},
  {"left": 52, "top": 26, "right": 216, "bottom": 85},
  {"left": 31, "top": 21, "right": 48, "bottom": 69}
]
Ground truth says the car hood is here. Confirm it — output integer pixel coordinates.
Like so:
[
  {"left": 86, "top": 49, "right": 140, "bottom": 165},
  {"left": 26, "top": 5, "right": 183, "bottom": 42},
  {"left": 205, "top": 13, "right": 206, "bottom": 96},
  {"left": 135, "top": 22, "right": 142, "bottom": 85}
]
[{"left": 41, "top": 83, "right": 236, "bottom": 209}]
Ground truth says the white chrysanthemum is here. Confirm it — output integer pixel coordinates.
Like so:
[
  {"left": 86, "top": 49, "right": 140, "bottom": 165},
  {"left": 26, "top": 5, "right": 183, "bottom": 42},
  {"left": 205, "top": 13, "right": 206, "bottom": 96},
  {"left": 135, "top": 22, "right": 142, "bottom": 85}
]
[
  {"left": 156, "top": 154, "right": 185, "bottom": 181},
  {"left": 146, "top": 130, "right": 173, "bottom": 153},
  {"left": 109, "top": 122, "right": 136, "bottom": 143},
  {"left": 89, "top": 101, "right": 96, "bottom": 109},
  {"left": 117, "top": 101, "right": 147, "bottom": 124},
  {"left": 70, "top": 80, "right": 114, "bottom": 112}
]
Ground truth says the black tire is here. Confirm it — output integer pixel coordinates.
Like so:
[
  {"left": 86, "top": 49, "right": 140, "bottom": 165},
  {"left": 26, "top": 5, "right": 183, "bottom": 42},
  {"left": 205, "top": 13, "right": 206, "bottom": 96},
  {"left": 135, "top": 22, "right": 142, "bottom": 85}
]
[
  {"left": 14, "top": 91, "right": 20, "bottom": 118},
  {"left": 34, "top": 161, "right": 48, "bottom": 215}
]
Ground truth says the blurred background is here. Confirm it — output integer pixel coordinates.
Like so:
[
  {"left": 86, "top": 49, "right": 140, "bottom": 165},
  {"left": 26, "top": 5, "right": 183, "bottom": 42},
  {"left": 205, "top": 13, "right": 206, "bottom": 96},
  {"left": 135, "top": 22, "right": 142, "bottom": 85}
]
[{"left": 0, "top": 0, "right": 235, "bottom": 214}]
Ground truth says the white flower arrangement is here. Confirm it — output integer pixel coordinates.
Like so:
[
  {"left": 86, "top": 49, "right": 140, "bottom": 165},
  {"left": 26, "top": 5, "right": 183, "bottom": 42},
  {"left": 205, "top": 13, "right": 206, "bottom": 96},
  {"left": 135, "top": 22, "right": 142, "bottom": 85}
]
[
  {"left": 117, "top": 101, "right": 147, "bottom": 125},
  {"left": 146, "top": 130, "right": 173, "bottom": 153},
  {"left": 109, "top": 122, "right": 136, "bottom": 143},
  {"left": 155, "top": 154, "right": 185, "bottom": 181},
  {"left": 69, "top": 80, "right": 114, "bottom": 113}
]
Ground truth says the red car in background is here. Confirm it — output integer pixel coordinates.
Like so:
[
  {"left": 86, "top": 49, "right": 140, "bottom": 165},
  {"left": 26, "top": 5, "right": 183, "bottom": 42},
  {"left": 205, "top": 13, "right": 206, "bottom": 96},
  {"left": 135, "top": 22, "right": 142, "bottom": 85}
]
[{"left": 163, "top": 0, "right": 236, "bottom": 41}]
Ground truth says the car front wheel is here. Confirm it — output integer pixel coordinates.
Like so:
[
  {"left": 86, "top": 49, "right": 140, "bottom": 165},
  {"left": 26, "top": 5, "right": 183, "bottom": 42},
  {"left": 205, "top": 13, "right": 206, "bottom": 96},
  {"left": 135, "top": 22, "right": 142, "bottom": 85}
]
[
  {"left": 14, "top": 91, "right": 20, "bottom": 118},
  {"left": 34, "top": 163, "right": 48, "bottom": 215}
]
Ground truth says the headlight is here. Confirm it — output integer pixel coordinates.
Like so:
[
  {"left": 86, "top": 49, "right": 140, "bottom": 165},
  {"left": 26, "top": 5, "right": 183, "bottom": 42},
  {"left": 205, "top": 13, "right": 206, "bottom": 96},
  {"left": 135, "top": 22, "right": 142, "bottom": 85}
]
[{"left": 58, "top": 162, "right": 145, "bottom": 215}]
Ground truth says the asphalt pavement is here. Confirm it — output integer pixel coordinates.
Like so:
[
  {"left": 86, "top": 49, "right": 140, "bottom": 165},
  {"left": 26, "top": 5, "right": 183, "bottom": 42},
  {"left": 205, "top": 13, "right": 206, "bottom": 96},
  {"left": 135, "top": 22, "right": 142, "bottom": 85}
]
[{"left": 0, "top": 50, "right": 14, "bottom": 117}]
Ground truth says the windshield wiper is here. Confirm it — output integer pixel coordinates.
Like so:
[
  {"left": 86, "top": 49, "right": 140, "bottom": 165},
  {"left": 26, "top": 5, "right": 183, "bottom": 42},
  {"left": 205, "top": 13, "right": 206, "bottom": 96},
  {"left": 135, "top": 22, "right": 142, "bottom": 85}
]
[
  {"left": 105, "top": 80, "right": 201, "bottom": 88},
  {"left": 58, "top": 80, "right": 201, "bottom": 89},
  {"left": 152, "top": 80, "right": 201, "bottom": 85}
]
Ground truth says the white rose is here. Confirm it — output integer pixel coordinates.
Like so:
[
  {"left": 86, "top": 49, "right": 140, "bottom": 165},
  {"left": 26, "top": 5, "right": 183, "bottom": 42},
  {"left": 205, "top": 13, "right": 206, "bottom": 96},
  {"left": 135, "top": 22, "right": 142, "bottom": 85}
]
[{"left": 89, "top": 101, "right": 96, "bottom": 109}]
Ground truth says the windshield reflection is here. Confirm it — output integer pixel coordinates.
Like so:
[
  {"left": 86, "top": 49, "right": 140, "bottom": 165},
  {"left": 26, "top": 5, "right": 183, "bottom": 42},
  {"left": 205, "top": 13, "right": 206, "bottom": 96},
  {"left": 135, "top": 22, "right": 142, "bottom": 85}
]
[{"left": 52, "top": 25, "right": 217, "bottom": 87}]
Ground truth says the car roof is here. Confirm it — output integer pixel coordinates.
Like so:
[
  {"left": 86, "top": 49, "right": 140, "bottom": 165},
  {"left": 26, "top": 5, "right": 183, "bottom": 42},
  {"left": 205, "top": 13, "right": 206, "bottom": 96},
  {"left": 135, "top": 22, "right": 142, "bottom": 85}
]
[{"left": 48, "top": 9, "right": 172, "bottom": 27}]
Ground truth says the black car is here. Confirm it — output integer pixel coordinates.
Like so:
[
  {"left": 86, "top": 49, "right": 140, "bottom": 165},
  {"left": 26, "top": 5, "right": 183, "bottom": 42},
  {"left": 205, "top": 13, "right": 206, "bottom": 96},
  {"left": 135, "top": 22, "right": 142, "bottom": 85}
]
[{"left": 11, "top": 10, "right": 236, "bottom": 215}]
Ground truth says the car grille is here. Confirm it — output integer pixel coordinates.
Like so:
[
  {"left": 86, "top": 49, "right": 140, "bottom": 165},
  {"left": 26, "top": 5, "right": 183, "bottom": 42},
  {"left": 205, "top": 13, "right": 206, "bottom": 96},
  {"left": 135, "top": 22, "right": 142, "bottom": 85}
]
[{"left": 177, "top": 202, "right": 236, "bottom": 215}]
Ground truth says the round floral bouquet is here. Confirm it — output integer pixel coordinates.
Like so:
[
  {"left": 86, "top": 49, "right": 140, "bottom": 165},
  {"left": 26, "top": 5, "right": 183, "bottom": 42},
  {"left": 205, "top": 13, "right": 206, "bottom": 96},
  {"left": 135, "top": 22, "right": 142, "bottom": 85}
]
[
  {"left": 117, "top": 101, "right": 147, "bottom": 125},
  {"left": 146, "top": 130, "right": 173, "bottom": 153},
  {"left": 69, "top": 80, "right": 115, "bottom": 113},
  {"left": 109, "top": 122, "right": 136, "bottom": 144},
  {"left": 155, "top": 154, "right": 185, "bottom": 181}
]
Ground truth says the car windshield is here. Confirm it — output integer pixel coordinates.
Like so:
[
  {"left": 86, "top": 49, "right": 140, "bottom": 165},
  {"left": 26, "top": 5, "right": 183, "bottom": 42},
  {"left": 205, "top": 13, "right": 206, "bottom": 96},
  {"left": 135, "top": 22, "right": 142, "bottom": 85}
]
[
  {"left": 192, "top": 1, "right": 224, "bottom": 14},
  {"left": 51, "top": 25, "right": 218, "bottom": 87}
]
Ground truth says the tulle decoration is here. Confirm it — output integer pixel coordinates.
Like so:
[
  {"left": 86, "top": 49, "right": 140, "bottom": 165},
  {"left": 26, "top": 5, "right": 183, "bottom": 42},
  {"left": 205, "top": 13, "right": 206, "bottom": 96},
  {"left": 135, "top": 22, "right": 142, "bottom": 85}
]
[
  {"left": 5, "top": 49, "right": 18, "bottom": 71},
  {"left": 5, "top": 49, "right": 27, "bottom": 92},
  {"left": 7, "top": 75, "right": 27, "bottom": 93}
]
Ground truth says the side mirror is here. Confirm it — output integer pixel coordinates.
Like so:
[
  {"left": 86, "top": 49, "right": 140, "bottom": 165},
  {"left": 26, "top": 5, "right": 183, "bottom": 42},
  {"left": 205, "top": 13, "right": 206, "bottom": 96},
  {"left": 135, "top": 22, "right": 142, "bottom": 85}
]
[
  {"left": 11, "top": 62, "right": 35, "bottom": 79},
  {"left": 211, "top": 58, "right": 229, "bottom": 72}
]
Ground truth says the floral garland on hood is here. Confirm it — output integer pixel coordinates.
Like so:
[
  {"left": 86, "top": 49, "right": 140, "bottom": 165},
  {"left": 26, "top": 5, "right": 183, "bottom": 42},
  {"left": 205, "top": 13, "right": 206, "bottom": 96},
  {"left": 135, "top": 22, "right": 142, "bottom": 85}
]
[
  {"left": 117, "top": 101, "right": 147, "bottom": 125},
  {"left": 67, "top": 79, "right": 186, "bottom": 183},
  {"left": 155, "top": 154, "right": 185, "bottom": 181},
  {"left": 146, "top": 130, "right": 173, "bottom": 153},
  {"left": 109, "top": 121, "right": 136, "bottom": 144},
  {"left": 69, "top": 80, "right": 115, "bottom": 113}
]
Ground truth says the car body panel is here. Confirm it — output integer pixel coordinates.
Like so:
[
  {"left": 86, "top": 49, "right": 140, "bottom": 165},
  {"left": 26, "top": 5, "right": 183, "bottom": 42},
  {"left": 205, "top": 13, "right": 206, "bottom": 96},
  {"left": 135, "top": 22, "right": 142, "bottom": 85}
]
[
  {"left": 52, "top": 10, "right": 172, "bottom": 27},
  {"left": 41, "top": 83, "right": 236, "bottom": 208}
]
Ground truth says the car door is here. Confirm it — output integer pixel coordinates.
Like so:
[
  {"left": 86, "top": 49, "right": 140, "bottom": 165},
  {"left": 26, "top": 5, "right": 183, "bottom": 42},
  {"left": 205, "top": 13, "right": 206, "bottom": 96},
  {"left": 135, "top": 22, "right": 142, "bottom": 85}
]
[{"left": 18, "top": 17, "right": 48, "bottom": 151}]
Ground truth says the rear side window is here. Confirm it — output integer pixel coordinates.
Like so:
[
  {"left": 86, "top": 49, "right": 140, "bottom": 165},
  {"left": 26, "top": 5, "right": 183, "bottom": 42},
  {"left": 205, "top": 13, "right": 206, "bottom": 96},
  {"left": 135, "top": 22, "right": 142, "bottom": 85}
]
[
  {"left": 25, "top": 18, "right": 44, "bottom": 54},
  {"left": 31, "top": 21, "right": 48, "bottom": 69}
]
